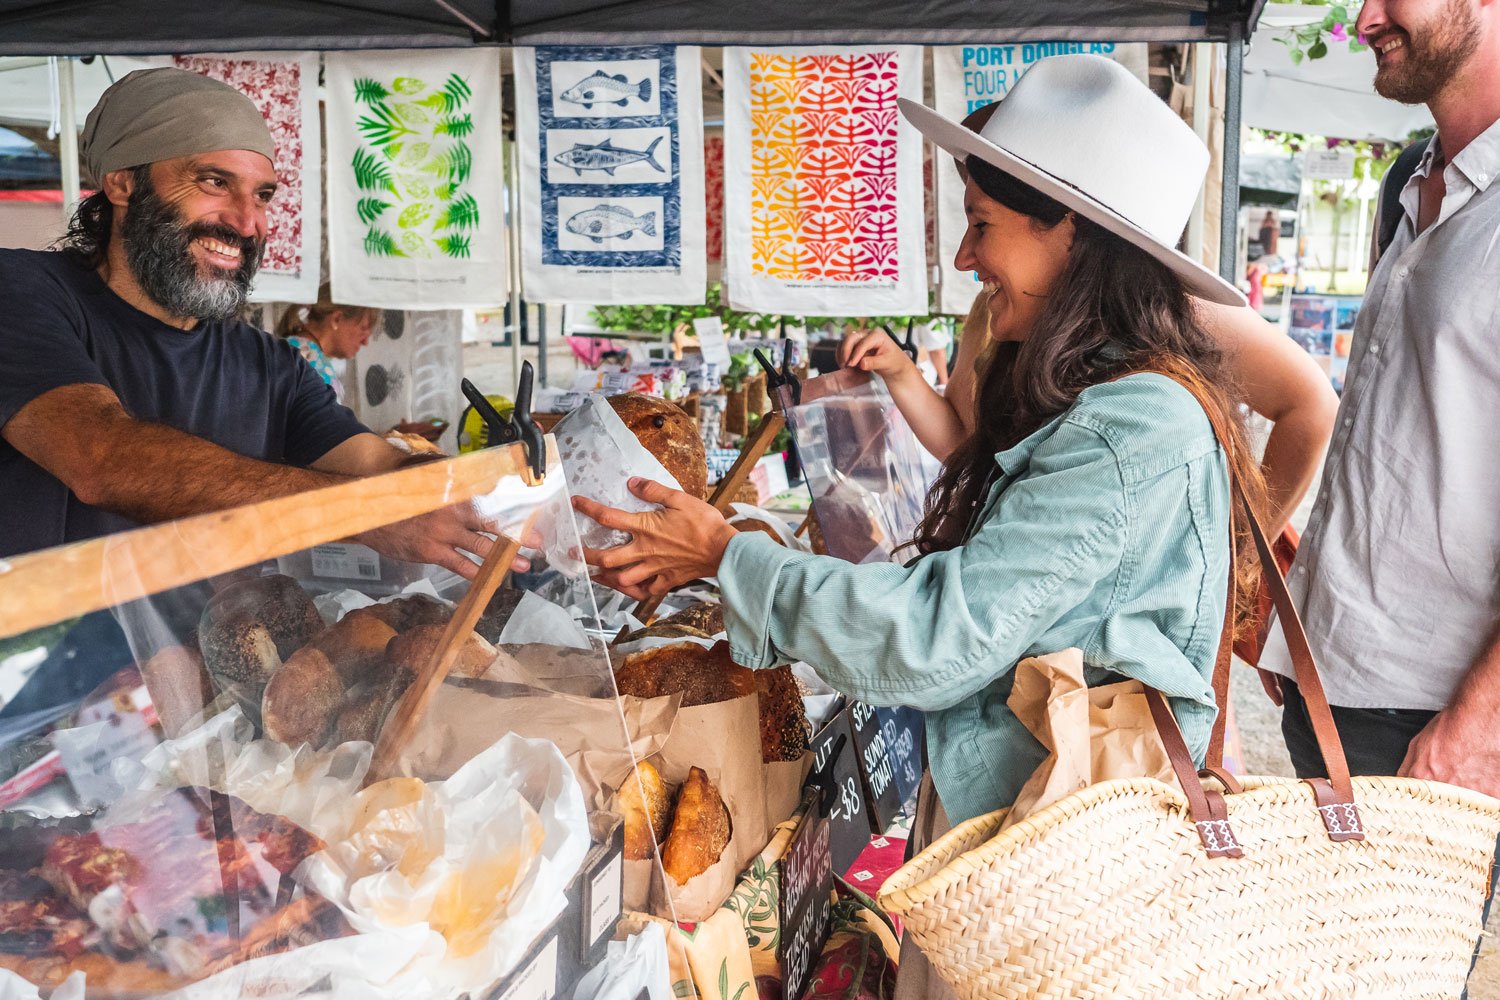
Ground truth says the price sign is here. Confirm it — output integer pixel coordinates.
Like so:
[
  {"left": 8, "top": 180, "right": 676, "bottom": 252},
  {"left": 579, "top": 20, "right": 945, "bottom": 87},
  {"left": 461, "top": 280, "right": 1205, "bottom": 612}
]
[
  {"left": 808, "top": 710, "right": 869, "bottom": 874},
  {"left": 875, "top": 706, "right": 925, "bottom": 810},
  {"left": 692, "top": 316, "right": 732, "bottom": 368},
  {"left": 778, "top": 788, "right": 833, "bottom": 1000},
  {"left": 1304, "top": 146, "right": 1357, "bottom": 181},
  {"left": 847, "top": 701, "right": 901, "bottom": 830}
]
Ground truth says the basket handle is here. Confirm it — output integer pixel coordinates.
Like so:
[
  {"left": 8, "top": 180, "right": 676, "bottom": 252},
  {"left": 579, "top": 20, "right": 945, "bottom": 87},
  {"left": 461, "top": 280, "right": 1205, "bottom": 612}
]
[{"left": 1139, "top": 366, "right": 1364, "bottom": 850}]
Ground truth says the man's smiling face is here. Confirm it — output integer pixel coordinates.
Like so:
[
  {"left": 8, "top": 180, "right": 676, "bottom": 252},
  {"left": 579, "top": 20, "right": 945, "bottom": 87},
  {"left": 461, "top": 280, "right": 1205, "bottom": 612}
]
[
  {"left": 1358, "top": 0, "right": 1483, "bottom": 105},
  {"left": 117, "top": 150, "right": 276, "bottom": 323}
]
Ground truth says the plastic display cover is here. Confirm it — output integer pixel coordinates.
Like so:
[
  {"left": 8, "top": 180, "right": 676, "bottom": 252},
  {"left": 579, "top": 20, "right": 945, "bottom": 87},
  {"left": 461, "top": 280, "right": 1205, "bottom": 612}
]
[
  {"left": 783, "top": 370, "right": 940, "bottom": 564},
  {"left": 0, "top": 441, "right": 677, "bottom": 998}
]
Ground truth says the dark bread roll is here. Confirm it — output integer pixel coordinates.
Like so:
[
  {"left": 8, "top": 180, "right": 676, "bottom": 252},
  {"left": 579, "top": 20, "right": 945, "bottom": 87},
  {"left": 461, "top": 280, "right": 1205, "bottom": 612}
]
[
  {"left": 656, "top": 602, "right": 725, "bottom": 637},
  {"left": 386, "top": 624, "right": 498, "bottom": 681},
  {"left": 261, "top": 647, "right": 342, "bottom": 747},
  {"left": 309, "top": 608, "right": 398, "bottom": 682},
  {"left": 606, "top": 393, "right": 708, "bottom": 500},
  {"left": 199, "top": 575, "right": 321, "bottom": 687},
  {"left": 332, "top": 680, "right": 406, "bottom": 745},
  {"left": 661, "top": 766, "right": 730, "bottom": 884},
  {"left": 361, "top": 595, "right": 452, "bottom": 633}
]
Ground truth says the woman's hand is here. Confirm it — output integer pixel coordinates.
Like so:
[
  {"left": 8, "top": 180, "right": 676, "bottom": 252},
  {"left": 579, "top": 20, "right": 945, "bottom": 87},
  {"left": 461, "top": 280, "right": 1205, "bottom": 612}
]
[
  {"left": 838, "top": 328, "right": 920, "bottom": 383},
  {"left": 572, "top": 478, "right": 738, "bottom": 600}
]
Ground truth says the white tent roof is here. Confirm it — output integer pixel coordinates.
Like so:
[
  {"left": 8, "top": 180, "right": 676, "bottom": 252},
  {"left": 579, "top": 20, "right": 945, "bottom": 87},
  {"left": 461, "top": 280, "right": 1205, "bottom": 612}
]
[
  {"left": 0, "top": 56, "right": 162, "bottom": 131},
  {"left": 1243, "top": 5, "right": 1432, "bottom": 141}
]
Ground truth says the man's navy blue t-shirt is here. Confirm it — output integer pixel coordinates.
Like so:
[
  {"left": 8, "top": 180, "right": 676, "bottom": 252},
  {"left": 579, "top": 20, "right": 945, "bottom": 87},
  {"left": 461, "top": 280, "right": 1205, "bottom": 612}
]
[{"left": 0, "top": 249, "right": 368, "bottom": 559}]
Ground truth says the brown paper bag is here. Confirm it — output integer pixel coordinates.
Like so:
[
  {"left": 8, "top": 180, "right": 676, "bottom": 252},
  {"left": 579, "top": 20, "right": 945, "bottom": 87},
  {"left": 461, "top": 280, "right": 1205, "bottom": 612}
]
[{"left": 1001, "top": 649, "right": 1175, "bottom": 830}]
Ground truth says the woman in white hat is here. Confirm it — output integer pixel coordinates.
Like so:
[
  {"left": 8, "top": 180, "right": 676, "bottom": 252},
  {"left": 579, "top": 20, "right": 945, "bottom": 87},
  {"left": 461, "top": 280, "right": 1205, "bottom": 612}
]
[
  {"left": 839, "top": 100, "right": 1334, "bottom": 537},
  {"left": 576, "top": 54, "right": 1266, "bottom": 841}
]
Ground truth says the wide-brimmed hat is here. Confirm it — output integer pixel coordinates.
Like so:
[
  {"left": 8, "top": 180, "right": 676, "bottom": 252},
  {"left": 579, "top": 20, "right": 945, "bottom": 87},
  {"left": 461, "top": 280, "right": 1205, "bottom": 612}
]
[{"left": 899, "top": 55, "right": 1244, "bottom": 306}]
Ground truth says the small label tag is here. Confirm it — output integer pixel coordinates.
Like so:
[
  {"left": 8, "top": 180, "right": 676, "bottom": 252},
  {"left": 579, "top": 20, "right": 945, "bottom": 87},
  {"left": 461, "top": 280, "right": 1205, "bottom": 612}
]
[
  {"left": 311, "top": 543, "right": 381, "bottom": 581},
  {"left": 496, "top": 937, "right": 558, "bottom": 1000},
  {"left": 1195, "top": 818, "right": 1244, "bottom": 857},
  {"left": 1319, "top": 802, "right": 1365, "bottom": 840},
  {"left": 587, "top": 852, "right": 623, "bottom": 947}
]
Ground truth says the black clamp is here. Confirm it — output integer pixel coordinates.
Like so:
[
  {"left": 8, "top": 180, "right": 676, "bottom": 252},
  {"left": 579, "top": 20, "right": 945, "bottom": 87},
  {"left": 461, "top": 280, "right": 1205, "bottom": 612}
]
[
  {"left": 882, "top": 319, "right": 918, "bottom": 362},
  {"left": 754, "top": 342, "right": 801, "bottom": 410},
  {"left": 460, "top": 360, "right": 545, "bottom": 482}
]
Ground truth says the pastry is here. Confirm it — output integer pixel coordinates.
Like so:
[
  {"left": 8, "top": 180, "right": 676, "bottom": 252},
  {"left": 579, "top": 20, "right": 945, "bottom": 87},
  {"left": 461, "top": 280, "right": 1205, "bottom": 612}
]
[
  {"left": 606, "top": 392, "right": 709, "bottom": 500},
  {"left": 139, "top": 644, "right": 213, "bottom": 737},
  {"left": 613, "top": 640, "right": 754, "bottom": 707},
  {"left": 199, "top": 575, "right": 322, "bottom": 687},
  {"left": 387, "top": 624, "right": 498, "bottom": 681},
  {"left": 261, "top": 647, "right": 343, "bottom": 747},
  {"left": 362, "top": 594, "right": 453, "bottom": 633},
  {"left": 660, "top": 767, "right": 730, "bottom": 884},
  {"left": 617, "top": 760, "right": 671, "bottom": 861},
  {"left": 656, "top": 602, "right": 725, "bottom": 637},
  {"left": 755, "top": 665, "right": 811, "bottom": 763}
]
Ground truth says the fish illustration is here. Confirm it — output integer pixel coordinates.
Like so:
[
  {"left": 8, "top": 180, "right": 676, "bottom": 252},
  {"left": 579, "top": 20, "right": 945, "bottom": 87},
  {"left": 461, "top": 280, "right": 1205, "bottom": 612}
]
[
  {"left": 565, "top": 204, "right": 658, "bottom": 243},
  {"left": 553, "top": 136, "right": 666, "bottom": 176},
  {"left": 560, "top": 72, "right": 653, "bottom": 109}
]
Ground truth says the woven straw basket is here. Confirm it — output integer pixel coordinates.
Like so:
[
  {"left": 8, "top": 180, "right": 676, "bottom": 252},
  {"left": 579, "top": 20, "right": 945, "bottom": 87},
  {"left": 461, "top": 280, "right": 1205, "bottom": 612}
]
[
  {"left": 880, "top": 773, "right": 1500, "bottom": 999},
  {"left": 879, "top": 370, "right": 1500, "bottom": 999}
]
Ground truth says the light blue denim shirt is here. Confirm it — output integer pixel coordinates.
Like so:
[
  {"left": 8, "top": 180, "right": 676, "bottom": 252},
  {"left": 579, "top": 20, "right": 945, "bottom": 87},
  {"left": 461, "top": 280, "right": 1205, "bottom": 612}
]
[{"left": 720, "top": 373, "right": 1231, "bottom": 825}]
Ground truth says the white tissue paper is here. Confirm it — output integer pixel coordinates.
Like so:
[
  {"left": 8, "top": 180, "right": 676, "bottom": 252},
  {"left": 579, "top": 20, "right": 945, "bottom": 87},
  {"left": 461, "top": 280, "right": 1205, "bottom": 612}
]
[
  {"left": 553, "top": 395, "right": 683, "bottom": 550},
  {"left": 302, "top": 734, "right": 589, "bottom": 994},
  {"left": 571, "top": 922, "right": 673, "bottom": 1000}
]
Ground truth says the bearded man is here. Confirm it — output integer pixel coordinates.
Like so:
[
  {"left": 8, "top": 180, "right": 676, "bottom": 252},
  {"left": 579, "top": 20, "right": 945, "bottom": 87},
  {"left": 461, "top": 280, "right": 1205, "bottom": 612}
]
[
  {"left": 0, "top": 69, "right": 497, "bottom": 718},
  {"left": 1263, "top": 0, "right": 1500, "bottom": 809}
]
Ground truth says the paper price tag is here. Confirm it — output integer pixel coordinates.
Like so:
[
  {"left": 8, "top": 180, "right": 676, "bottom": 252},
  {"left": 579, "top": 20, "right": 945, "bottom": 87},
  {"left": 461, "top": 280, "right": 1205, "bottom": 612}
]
[
  {"left": 693, "top": 316, "right": 732, "bottom": 367},
  {"left": 494, "top": 936, "right": 558, "bottom": 1000},
  {"left": 587, "top": 852, "right": 622, "bottom": 947}
]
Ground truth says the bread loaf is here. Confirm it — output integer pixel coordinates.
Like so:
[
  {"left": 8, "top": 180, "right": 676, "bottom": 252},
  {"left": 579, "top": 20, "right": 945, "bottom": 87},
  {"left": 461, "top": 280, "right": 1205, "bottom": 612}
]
[
  {"left": 199, "top": 575, "right": 321, "bottom": 687},
  {"left": 656, "top": 602, "right": 725, "bottom": 637},
  {"left": 262, "top": 647, "right": 343, "bottom": 747},
  {"left": 362, "top": 595, "right": 452, "bottom": 633},
  {"left": 333, "top": 680, "right": 405, "bottom": 746},
  {"left": 617, "top": 760, "right": 671, "bottom": 861},
  {"left": 311, "top": 608, "right": 398, "bottom": 682},
  {"left": 387, "top": 624, "right": 498, "bottom": 681},
  {"left": 606, "top": 393, "right": 708, "bottom": 500},
  {"left": 660, "top": 767, "right": 730, "bottom": 884},
  {"left": 139, "top": 644, "right": 213, "bottom": 738},
  {"left": 755, "top": 665, "right": 810, "bottom": 763},
  {"left": 613, "top": 641, "right": 753, "bottom": 707}
]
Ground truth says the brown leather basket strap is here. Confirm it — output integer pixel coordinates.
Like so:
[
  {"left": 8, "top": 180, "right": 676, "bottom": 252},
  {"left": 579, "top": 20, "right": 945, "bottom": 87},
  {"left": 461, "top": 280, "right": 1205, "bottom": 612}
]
[
  {"left": 1242, "top": 494, "right": 1364, "bottom": 841},
  {"left": 1199, "top": 765, "right": 1245, "bottom": 796},
  {"left": 1145, "top": 688, "right": 1244, "bottom": 858},
  {"left": 1204, "top": 571, "right": 1236, "bottom": 771}
]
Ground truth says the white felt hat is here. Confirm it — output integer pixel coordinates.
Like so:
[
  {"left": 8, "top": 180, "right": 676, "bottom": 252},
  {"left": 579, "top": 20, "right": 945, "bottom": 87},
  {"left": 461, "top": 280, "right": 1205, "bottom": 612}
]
[{"left": 899, "top": 55, "right": 1244, "bottom": 306}]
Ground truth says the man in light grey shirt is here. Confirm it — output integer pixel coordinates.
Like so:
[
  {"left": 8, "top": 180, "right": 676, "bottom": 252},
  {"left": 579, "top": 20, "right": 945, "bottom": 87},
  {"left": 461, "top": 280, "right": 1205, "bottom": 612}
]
[{"left": 1262, "top": 0, "right": 1500, "bottom": 799}]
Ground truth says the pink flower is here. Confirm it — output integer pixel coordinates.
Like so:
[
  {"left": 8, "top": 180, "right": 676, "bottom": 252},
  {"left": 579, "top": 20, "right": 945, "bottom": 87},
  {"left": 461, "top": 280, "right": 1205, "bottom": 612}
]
[
  {"left": 1330, "top": 22, "right": 1349, "bottom": 41},
  {"left": 1327, "top": 137, "right": 1341, "bottom": 149}
]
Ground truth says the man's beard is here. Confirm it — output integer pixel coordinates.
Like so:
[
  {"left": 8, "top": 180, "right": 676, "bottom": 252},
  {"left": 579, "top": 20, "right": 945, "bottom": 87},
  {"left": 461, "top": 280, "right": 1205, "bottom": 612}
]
[
  {"left": 119, "top": 175, "right": 263, "bottom": 323},
  {"left": 1374, "top": 0, "right": 1481, "bottom": 105}
]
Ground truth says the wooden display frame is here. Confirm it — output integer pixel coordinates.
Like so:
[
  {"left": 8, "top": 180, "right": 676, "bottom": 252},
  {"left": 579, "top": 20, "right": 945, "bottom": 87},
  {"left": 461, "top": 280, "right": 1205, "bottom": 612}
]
[{"left": 0, "top": 443, "right": 543, "bottom": 641}]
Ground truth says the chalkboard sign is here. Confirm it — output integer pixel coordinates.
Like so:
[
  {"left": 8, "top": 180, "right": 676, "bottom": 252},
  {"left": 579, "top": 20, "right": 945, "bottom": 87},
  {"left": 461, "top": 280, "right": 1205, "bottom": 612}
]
[
  {"left": 778, "top": 788, "right": 833, "bottom": 1000},
  {"left": 847, "top": 701, "right": 902, "bottom": 830},
  {"left": 808, "top": 709, "right": 869, "bottom": 875},
  {"left": 875, "top": 706, "right": 925, "bottom": 810}
]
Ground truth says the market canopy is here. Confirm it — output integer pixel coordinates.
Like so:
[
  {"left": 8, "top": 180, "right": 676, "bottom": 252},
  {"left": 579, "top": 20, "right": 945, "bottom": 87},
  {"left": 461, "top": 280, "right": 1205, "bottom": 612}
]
[
  {"left": 1242, "top": 4, "right": 1433, "bottom": 141},
  {"left": 0, "top": 0, "right": 1268, "bottom": 55}
]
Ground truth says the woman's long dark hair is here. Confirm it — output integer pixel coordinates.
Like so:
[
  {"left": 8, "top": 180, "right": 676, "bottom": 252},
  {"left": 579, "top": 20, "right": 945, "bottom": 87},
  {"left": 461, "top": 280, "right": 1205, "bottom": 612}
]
[{"left": 915, "top": 155, "right": 1270, "bottom": 638}]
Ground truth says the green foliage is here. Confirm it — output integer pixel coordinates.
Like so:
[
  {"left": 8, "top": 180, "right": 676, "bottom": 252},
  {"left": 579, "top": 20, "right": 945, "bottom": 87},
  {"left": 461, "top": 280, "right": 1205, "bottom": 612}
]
[
  {"left": 435, "top": 181, "right": 460, "bottom": 201},
  {"left": 351, "top": 148, "right": 397, "bottom": 195},
  {"left": 423, "top": 142, "right": 473, "bottom": 184},
  {"left": 363, "top": 226, "right": 405, "bottom": 257},
  {"left": 1271, "top": 0, "right": 1363, "bottom": 62},
  {"left": 436, "top": 113, "right": 475, "bottom": 138},
  {"left": 356, "top": 102, "right": 416, "bottom": 148},
  {"left": 356, "top": 197, "right": 391, "bottom": 224},
  {"left": 353, "top": 78, "right": 390, "bottom": 105},
  {"left": 436, "top": 193, "right": 480, "bottom": 231},
  {"left": 419, "top": 74, "right": 474, "bottom": 114},
  {"left": 436, "top": 233, "right": 473, "bottom": 258}
]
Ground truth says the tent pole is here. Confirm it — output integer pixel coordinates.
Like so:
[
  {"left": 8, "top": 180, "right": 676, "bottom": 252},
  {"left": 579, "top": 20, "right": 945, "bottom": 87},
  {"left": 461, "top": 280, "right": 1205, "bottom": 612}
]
[
  {"left": 56, "top": 56, "right": 79, "bottom": 222},
  {"left": 1186, "top": 43, "right": 1212, "bottom": 263},
  {"left": 506, "top": 127, "right": 522, "bottom": 386},
  {"left": 1218, "top": 20, "right": 1244, "bottom": 283}
]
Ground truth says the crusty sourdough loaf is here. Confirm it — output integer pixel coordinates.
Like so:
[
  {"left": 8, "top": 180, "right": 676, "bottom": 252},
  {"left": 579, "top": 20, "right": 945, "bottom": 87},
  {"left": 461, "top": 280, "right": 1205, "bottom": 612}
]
[
  {"left": 605, "top": 392, "right": 708, "bottom": 500},
  {"left": 618, "top": 760, "right": 672, "bottom": 861},
  {"left": 660, "top": 766, "right": 731, "bottom": 884},
  {"left": 199, "top": 575, "right": 322, "bottom": 687}
]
